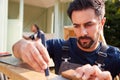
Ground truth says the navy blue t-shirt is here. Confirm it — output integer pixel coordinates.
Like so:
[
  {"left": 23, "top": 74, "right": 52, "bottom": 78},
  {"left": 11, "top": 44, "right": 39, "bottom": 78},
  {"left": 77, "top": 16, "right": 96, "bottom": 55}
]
[{"left": 46, "top": 38, "right": 120, "bottom": 78}]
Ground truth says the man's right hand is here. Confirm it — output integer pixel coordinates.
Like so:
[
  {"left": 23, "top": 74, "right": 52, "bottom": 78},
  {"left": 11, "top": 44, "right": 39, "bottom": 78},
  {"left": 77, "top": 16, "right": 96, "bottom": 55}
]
[{"left": 12, "top": 39, "right": 50, "bottom": 72}]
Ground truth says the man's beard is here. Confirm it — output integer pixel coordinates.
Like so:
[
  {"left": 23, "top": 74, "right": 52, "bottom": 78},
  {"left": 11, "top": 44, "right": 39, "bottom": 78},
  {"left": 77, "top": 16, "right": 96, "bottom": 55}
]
[{"left": 77, "top": 35, "right": 94, "bottom": 49}]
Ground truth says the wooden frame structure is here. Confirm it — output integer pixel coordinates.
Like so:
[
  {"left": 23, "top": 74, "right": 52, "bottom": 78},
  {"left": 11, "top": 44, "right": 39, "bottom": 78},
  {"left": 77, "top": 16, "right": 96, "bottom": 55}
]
[{"left": 64, "top": 26, "right": 107, "bottom": 45}]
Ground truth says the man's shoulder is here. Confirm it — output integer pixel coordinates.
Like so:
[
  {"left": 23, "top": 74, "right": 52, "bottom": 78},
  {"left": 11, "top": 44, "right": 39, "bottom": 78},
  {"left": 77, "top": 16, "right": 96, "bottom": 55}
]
[
  {"left": 107, "top": 45, "right": 120, "bottom": 57},
  {"left": 46, "top": 38, "right": 76, "bottom": 43},
  {"left": 46, "top": 38, "right": 77, "bottom": 47},
  {"left": 107, "top": 45, "right": 120, "bottom": 52},
  {"left": 46, "top": 38, "right": 64, "bottom": 43}
]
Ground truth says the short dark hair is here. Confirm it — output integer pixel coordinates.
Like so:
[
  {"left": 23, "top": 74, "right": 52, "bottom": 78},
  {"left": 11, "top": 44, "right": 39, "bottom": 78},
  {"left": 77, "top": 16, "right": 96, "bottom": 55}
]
[
  {"left": 67, "top": 0, "right": 105, "bottom": 19},
  {"left": 33, "top": 24, "right": 40, "bottom": 31}
]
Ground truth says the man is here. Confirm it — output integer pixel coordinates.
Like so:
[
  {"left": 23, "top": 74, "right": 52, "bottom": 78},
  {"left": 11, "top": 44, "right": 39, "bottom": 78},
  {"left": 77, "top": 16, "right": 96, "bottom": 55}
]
[
  {"left": 23, "top": 24, "right": 45, "bottom": 41},
  {"left": 13, "top": 0, "right": 120, "bottom": 79}
]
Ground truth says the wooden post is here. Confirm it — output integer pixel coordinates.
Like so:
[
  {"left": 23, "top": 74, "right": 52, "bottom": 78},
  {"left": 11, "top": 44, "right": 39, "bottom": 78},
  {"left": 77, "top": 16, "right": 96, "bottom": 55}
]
[{"left": 0, "top": 0, "right": 8, "bottom": 51}]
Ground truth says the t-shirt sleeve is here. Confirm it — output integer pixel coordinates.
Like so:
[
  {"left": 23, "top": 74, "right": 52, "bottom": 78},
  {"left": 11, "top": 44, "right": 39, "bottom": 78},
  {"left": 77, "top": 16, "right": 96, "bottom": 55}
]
[
  {"left": 46, "top": 39, "right": 65, "bottom": 58},
  {"left": 46, "top": 39, "right": 54, "bottom": 58},
  {"left": 114, "top": 48, "right": 120, "bottom": 76},
  {"left": 108, "top": 47, "right": 120, "bottom": 78}
]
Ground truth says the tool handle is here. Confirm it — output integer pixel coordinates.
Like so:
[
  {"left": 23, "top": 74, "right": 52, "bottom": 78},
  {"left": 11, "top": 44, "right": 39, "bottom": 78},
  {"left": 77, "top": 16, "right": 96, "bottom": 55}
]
[{"left": 45, "top": 67, "right": 49, "bottom": 76}]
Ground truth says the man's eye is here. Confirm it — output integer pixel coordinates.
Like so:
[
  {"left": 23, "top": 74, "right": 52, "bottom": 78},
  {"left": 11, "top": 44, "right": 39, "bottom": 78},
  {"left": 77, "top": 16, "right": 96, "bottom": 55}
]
[{"left": 85, "top": 23, "right": 94, "bottom": 28}]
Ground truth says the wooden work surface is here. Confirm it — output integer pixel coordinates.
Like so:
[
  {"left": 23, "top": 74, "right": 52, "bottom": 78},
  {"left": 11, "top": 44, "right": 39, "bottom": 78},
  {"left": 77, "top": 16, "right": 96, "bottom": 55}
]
[
  {"left": 1, "top": 57, "right": 118, "bottom": 80},
  {"left": 0, "top": 56, "right": 59, "bottom": 80}
]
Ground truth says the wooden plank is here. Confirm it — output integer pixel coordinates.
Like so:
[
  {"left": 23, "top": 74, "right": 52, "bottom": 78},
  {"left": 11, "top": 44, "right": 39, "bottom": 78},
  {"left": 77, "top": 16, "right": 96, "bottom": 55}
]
[
  {"left": 0, "top": 62, "right": 58, "bottom": 80},
  {"left": 0, "top": 56, "right": 59, "bottom": 80}
]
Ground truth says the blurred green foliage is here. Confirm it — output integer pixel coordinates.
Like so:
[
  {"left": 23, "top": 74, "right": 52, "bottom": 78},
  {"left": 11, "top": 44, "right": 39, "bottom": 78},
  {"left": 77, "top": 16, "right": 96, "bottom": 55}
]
[{"left": 104, "top": 0, "right": 120, "bottom": 47}]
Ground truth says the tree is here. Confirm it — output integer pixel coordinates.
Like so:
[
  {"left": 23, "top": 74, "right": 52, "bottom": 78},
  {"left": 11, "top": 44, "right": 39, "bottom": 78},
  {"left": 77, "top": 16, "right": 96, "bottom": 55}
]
[{"left": 104, "top": 0, "right": 120, "bottom": 47}]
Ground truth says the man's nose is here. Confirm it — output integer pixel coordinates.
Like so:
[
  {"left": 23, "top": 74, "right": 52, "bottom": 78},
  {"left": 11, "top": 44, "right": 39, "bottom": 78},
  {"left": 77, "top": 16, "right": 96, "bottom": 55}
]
[{"left": 80, "top": 26, "right": 87, "bottom": 36}]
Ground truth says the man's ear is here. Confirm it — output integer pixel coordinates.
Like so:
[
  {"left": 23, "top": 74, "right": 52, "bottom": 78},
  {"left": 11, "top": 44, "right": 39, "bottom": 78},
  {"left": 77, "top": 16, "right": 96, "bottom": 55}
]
[
  {"left": 101, "top": 17, "right": 106, "bottom": 29},
  {"left": 98, "top": 17, "right": 106, "bottom": 32}
]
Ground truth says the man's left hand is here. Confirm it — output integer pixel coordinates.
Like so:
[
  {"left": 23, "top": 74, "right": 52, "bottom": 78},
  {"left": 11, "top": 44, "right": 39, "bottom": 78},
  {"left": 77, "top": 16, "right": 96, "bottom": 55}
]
[{"left": 74, "top": 64, "right": 112, "bottom": 80}]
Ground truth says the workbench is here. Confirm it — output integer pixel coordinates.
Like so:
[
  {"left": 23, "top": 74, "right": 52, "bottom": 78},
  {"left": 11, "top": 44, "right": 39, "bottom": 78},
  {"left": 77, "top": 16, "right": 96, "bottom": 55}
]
[{"left": 1, "top": 56, "right": 118, "bottom": 80}]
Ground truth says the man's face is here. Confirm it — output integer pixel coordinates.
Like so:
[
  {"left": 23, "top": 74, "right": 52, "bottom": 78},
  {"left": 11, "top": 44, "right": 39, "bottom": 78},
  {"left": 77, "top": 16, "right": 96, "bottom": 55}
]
[
  {"left": 31, "top": 25, "right": 36, "bottom": 32},
  {"left": 71, "top": 8, "right": 104, "bottom": 49}
]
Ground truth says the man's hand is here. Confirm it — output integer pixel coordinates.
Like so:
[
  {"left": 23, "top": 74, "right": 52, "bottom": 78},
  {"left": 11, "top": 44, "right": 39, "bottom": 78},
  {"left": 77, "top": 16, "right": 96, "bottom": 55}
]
[
  {"left": 75, "top": 64, "right": 112, "bottom": 80},
  {"left": 12, "top": 39, "right": 50, "bottom": 72}
]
